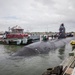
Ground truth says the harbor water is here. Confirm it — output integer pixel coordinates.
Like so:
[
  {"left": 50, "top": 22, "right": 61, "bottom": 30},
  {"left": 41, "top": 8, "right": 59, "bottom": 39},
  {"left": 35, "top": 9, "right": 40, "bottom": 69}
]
[{"left": 0, "top": 43, "right": 72, "bottom": 75}]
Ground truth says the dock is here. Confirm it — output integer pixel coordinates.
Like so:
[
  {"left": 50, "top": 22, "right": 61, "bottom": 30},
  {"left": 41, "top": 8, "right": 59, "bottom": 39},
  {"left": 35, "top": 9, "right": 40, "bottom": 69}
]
[{"left": 42, "top": 48, "right": 75, "bottom": 75}]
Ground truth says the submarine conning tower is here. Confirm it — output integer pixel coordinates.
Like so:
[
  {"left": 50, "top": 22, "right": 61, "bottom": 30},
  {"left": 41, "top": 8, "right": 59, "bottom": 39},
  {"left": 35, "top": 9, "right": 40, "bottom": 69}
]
[{"left": 58, "top": 23, "right": 66, "bottom": 39}]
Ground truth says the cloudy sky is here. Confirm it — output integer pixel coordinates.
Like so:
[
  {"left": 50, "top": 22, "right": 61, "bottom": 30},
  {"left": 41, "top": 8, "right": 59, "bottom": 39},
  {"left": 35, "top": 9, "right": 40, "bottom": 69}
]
[{"left": 0, "top": 0, "right": 75, "bottom": 32}]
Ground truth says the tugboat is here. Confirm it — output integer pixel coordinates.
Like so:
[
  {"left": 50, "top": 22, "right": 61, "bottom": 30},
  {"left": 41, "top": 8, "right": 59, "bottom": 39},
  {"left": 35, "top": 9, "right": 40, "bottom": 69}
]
[{"left": 3, "top": 25, "right": 31, "bottom": 45}]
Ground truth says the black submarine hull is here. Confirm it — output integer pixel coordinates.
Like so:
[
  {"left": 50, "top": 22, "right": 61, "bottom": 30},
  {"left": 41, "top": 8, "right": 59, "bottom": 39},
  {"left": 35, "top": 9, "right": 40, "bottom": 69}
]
[{"left": 13, "top": 37, "right": 75, "bottom": 57}]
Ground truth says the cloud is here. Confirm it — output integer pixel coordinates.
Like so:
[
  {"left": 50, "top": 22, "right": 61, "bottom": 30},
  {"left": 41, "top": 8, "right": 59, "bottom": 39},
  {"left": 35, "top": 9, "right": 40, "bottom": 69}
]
[{"left": 0, "top": 0, "right": 75, "bottom": 32}]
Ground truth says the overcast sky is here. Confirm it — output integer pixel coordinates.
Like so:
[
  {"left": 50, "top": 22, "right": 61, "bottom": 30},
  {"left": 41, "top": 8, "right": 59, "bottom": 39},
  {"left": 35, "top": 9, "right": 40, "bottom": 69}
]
[{"left": 0, "top": 0, "right": 75, "bottom": 32}]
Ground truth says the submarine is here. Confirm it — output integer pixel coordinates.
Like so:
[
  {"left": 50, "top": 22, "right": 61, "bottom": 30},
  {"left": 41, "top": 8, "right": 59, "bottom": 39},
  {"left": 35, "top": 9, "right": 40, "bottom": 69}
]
[
  {"left": 12, "top": 23, "right": 75, "bottom": 57},
  {"left": 12, "top": 37, "right": 75, "bottom": 57}
]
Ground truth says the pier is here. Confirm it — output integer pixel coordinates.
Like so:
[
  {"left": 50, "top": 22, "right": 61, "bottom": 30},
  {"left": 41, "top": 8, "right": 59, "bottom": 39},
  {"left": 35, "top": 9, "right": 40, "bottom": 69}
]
[{"left": 42, "top": 45, "right": 75, "bottom": 75}]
